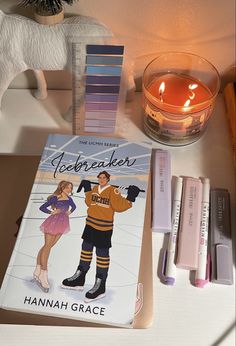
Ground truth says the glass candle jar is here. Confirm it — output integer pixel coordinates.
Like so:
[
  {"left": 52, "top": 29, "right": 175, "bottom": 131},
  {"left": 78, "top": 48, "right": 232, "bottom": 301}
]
[{"left": 142, "top": 52, "right": 220, "bottom": 146}]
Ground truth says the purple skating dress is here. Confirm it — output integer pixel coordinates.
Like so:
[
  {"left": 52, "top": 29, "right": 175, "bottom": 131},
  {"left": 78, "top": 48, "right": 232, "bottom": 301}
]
[{"left": 39, "top": 196, "right": 76, "bottom": 235}]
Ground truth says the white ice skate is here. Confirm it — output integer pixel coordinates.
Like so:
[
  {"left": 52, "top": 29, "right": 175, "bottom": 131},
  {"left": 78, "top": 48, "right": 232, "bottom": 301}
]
[
  {"left": 37, "top": 269, "right": 50, "bottom": 293},
  {"left": 32, "top": 264, "right": 41, "bottom": 282}
]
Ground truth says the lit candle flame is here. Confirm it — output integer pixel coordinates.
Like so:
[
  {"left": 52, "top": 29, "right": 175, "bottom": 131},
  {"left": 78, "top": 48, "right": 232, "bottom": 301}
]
[
  {"left": 189, "top": 83, "right": 198, "bottom": 90},
  {"left": 159, "top": 81, "right": 165, "bottom": 102},
  {"left": 159, "top": 81, "right": 165, "bottom": 93},
  {"left": 184, "top": 99, "right": 191, "bottom": 107},
  {"left": 188, "top": 83, "right": 198, "bottom": 100},
  {"left": 189, "top": 92, "right": 195, "bottom": 100}
]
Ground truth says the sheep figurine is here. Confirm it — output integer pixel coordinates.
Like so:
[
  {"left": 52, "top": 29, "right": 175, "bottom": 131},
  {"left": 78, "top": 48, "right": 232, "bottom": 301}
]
[{"left": 0, "top": 10, "right": 135, "bottom": 113}]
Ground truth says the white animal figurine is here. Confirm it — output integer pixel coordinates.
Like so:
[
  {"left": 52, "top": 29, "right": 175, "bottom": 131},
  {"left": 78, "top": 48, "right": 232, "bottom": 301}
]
[{"left": 0, "top": 10, "right": 135, "bottom": 113}]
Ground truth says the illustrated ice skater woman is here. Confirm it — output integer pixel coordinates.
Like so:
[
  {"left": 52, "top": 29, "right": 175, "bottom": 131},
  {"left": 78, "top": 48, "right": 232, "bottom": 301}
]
[
  {"left": 34, "top": 180, "right": 76, "bottom": 292},
  {"left": 61, "top": 171, "right": 140, "bottom": 302}
]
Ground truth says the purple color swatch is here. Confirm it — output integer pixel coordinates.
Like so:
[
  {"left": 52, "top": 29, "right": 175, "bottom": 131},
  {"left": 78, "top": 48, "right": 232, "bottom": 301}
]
[
  {"left": 86, "top": 75, "right": 121, "bottom": 85},
  {"left": 85, "top": 103, "right": 118, "bottom": 111},
  {"left": 84, "top": 126, "right": 115, "bottom": 133},
  {"left": 85, "top": 94, "right": 119, "bottom": 103},
  {"left": 85, "top": 119, "right": 116, "bottom": 127},
  {"left": 85, "top": 112, "right": 117, "bottom": 119},
  {"left": 86, "top": 85, "right": 120, "bottom": 94}
]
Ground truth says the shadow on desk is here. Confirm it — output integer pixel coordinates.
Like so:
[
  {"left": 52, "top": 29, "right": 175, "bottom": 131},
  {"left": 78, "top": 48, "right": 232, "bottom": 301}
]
[
  {"left": 210, "top": 321, "right": 236, "bottom": 346},
  {"left": 14, "top": 125, "right": 71, "bottom": 156}
]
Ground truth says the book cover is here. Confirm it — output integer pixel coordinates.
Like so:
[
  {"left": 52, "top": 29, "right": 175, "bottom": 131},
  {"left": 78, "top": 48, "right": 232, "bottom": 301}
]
[{"left": 0, "top": 134, "right": 152, "bottom": 328}]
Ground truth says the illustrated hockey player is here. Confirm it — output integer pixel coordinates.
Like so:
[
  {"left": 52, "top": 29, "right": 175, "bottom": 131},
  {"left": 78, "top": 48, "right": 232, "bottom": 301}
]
[{"left": 61, "top": 171, "right": 140, "bottom": 302}]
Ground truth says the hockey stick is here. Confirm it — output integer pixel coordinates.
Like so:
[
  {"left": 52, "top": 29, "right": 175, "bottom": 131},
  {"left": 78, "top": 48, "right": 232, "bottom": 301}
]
[{"left": 77, "top": 181, "right": 145, "bottom": 193}]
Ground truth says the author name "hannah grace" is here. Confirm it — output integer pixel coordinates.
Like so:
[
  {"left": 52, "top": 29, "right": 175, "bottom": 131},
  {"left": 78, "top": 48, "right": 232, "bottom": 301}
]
[{"left": 24, "top": 296, "right": 106, "bottom": 316}]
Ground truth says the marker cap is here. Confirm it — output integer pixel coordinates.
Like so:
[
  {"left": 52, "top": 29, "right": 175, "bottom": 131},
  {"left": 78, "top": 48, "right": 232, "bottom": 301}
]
[
  {"left": 200, "top": 177, "right": 210, "bottom": 203},
  {"left": 174, "top": 176, "right": 183, "bottom": 202},
  {"left": 161, "top": 250, "right": 176, "bottom": 286},
  {"left": 195, "top": 254, "right": 210, "bottom": 288}
]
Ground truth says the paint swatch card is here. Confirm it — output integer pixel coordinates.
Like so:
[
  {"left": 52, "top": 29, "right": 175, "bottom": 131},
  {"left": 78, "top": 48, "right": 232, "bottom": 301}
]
[{"left": 72, "top": 39, "right": 127, "bottom": 135}]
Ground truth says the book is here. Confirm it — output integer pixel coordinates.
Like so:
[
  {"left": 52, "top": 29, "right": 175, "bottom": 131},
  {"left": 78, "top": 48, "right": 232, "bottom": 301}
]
[
  {"left": 0, "top": 134, "right": 152, "bottom": 328},
  {"left": 224, "top": 82, "right": 236, "bottom": 166}
]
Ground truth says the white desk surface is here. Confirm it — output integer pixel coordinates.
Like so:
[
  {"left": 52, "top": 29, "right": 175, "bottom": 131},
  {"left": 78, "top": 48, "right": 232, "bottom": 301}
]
[{"left": 0, "top": 90, "right": 235, "bottom": 346}]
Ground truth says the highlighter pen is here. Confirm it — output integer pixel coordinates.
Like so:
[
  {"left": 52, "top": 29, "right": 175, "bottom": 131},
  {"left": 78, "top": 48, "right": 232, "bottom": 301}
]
[
  {"left": 152, "top": 149, "right": 172, "bottom": 233},
  {"left": 176, "top": 177, "right": 203, "bottom": 270},
  {"left": 162, "top": 177, "right": 183, "bottom": 285},
  {"left": 195, "top": 178, "right": 210, "bottom": 288},
  {"left": 210, "top": 189, "right": 233, "bottom": 285}
]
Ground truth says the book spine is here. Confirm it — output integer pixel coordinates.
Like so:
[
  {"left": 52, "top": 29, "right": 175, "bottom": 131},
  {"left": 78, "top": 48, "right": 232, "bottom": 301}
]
[
  {"left": 224, "top": 82, "right": 236, "bottom": 166},
  {"left": 0, "top": 216, "right": 28, "bottom": 306}
]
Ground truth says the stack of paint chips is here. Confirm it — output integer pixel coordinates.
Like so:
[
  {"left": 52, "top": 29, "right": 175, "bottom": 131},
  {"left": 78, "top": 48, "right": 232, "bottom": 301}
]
[{"left": 83, "top": 44, "right": 124, "bottom": 133}]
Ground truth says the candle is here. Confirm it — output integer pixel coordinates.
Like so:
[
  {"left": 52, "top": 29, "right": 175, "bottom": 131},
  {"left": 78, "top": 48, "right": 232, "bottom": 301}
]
[
  {"left": 142, "top": 53, "right": 220, "bottom": 146},
  {"left": 149, "top": 74, "right": 212, "bottom": 110}
]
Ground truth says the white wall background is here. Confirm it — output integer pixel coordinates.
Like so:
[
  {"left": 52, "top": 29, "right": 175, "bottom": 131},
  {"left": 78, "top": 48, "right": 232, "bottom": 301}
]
[{"left": 0, "top": 0, "right": 235, "bottom": 90}]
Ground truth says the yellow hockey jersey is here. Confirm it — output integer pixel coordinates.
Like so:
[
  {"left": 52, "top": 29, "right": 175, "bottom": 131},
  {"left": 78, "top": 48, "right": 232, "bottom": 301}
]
[{"left": 85, "top": 185, "right": 132, "bottom": 231}]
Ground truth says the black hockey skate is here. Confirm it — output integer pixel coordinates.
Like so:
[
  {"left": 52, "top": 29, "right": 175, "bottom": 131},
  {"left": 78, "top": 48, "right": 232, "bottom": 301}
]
[
  {"left": 84, "top": 275, "right": 106, "bottom": 303},
  {"left": 61, "top": 268, "right": 87, "bottom": 291}
]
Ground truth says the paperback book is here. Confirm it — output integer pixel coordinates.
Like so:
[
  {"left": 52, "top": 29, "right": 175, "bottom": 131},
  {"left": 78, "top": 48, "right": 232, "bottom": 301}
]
[{"left": 0, "top": 134, "right": 152, "bottom": 328}]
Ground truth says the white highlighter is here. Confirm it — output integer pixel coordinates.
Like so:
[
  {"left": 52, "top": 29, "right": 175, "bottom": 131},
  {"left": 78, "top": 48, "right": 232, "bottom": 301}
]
[
  {"left": 195, "top": 177, "right": 210, "bottom": 288},
  {"left": 162, "top": 176, "right": 183, "bottom": 285}
]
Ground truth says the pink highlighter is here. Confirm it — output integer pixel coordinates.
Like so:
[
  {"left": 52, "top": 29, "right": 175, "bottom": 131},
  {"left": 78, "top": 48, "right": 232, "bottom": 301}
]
[{"left": 176, "top": 177, "right": 203, "bottom": 270}]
